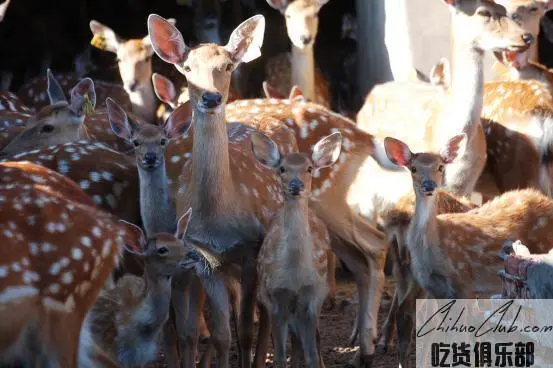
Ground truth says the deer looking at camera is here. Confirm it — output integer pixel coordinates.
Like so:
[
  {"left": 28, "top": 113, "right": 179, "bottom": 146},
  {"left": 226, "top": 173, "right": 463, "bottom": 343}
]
[
  {"left": 265, "top": 0, "right": 331, "bottom": 107},
  {"left": 251, "top": 131, "right": 341, "bottom": 368}
]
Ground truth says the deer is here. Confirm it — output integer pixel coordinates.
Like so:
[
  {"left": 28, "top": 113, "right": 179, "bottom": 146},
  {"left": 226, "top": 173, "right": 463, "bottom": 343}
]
[
  {"left": 79, "top": 209, "right": 196, "bottom": 368},
  {"left": 0, "top": 91, "right": 33, "bottom": 114},
  {"left": 0, "top": 162, "right": 126, "bottom": 367},
  {"left": 265, "top": 0, "right": 331, "bottom": 108},
  {"left": 383, "top": 133, "right": 553, "bottom": 366},
  {"left": 0, "top": 69, "right": 96, "bottom": 157},
  {"left": 251, "top": 131, "right": 341, "bottom": 368}
]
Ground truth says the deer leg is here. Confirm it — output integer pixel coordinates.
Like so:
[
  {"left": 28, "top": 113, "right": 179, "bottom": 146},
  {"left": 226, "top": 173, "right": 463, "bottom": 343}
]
[
  {"left": 317, "top": 327, "right": 326, "bottom": 368},
  {"left": 162, "top": 307, "right": 181, "bottom": 367},
  {"left": 295, "top": 304, "right": 321, "bottom": 368},
  {"left": 271, "top": 304, "right": 290, "bottom": 368},
  {"left": 376, "top": 289, "right": 397, "bottom": 354},
  {"left": 290, "top": 328, "right": 302, "bottom": 368},
  {"left": 324, "top": 250, "right": 337, "bottom": 310},
  {"left": 253, "top": 303, "right": 271, "bottom": 368},
  {"left": 238, "top": 255, "right": 258, "bottom": 368}
]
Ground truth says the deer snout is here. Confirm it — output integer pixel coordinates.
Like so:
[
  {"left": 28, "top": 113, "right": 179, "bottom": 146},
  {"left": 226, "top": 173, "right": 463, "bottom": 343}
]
[
  {"left": 287, "top": 178, "right": 305, "bottom": 196},
  {"left": 143, "top": 152, "right": 158, "bottom": 168},
  {"left": 300, "top": 35, "right": 313, "bottom": 45},
  {"left": 521, "top": 33, "right": 534, "bottom": 46},
  {"left": 201, "top": 92, "right": 223, "bottom": 109},
  {"left": 126, "top": 81, "right": 140, "bottom": 92},
  {"left": 421, "top": 180, "right": 437, "bottom": 196}
]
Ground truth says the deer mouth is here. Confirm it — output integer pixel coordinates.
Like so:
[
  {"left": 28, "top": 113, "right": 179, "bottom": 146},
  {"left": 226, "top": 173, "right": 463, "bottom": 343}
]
[{"left": 493, "top": 50, "right": 529, "bottom": 70}]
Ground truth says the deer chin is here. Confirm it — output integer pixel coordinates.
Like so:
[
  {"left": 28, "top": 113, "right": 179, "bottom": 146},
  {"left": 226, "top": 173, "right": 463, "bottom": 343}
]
[
  {"left": 494, "top": 50, "right": 529, "bottom": 70},
  {"left": 196, "top": 103, "right": 223, "bottom": 115}
]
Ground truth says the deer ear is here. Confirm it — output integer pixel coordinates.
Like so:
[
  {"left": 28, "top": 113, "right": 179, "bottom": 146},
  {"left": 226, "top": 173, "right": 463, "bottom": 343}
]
[
  {"left": 225, "top": 14, "right": 265, "bottom": 66},
  {"left": 430, "top": 57, "right": 450, "bottom": 89},
  {"left": 251, "top": 131, "right": 281, "bottom": 168},
  {"left": 289, "top": 85, "right": 304, "bottom": 100},
  {"left": 312, "top": 132, "right": 342, "bottom": 169},
  {"left": 176, "top": 208, "right": 192, "bottom": 240},
  {"left": 266, "top": 0, "right": 289, "bottom": 10},
  {"left": 148, "top": 14, "right": 189, "bottom": 66},
  {"left": 107, "top": 98, "right": 135, "bottom": 141},
  {"left": 89, "top": 20, "right": 120, "bottom": 53},
  {"left": 262, "top": 81, "right": 285, "bottom": 99},
  {"left": 164, "top": 101, "right": 192, "bottom": 139},
  {"left": 46, "top": 69, "right": 67, "bottom": 104},
  {"left": 315, "top": 0, "right": 330, "bottom": 10},
  {"left": 70, "top": 78, "right": 96, "bottom": 116},
  {"left": 440, "top": 133, "right": 467, "bottom": 164},
  {"left": 384, "top": 137, "right": 413, "bottom": 167},
  {"left": 0, "top": 0, "right": 10, "bottom": 24},
  {"left": 153, "top": 73, "right": 178, "bottom": 108},
  {"left": 119, "top": 220, "right": 146, "bottom": 255},
  {"left": 441, "top": 0, "right": 458, "bottom": 6}
]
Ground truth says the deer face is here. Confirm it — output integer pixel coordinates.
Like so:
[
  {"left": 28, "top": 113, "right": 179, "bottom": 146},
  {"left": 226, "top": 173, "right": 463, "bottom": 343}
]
[
  {"left": 148, "top": 14, "right": 265, "bottom": 114},
  {"left": 496, "top": 0, "right": 552, "bottom": 40},
  {"left": 267, "top": 0, "right": 330, "bottom": 49},
  {"left": 384, "top": 134, "right": 467, "bottom": 197},
  {"left": 445, "top": 0, "right": 534, "bottom": 52}
]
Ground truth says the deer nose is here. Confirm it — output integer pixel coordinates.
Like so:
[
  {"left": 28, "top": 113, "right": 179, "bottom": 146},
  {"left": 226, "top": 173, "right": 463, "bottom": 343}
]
[
  {"left": 300, "top": 35, "right": 313, "bottom": 45},
  {"left": 422, "top": 180, "right": 437, "bottom": 195},
  {"left": 127, "top": 81, "right": 139, "bottom": 92},
  {"left": 201, "top": 92, "right": 222, "bottom": 109},
  {"left": 143, "top": 152, "right": 157, "bottom": 166},
  {"left": 521, "top": 33, "right": 534, "bottom": 46},
  {"left": 288, "top": 178, "right": 305, "bottom": 196}
]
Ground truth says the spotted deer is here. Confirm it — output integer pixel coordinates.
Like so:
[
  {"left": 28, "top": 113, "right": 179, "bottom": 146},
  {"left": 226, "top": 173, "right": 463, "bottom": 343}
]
[
  {"left": 226, "top": 86, "right": 397, "bottom": 366},
  {"left": 80, "top": 210, "right": 195, "bottom": 368},
  {"left": 251, "top": 131, "right": 341, "bottom": 368},
  {"left": 265, "top": 0, "right": 331, "bottom": 108},
  {"left": 0, "top": 91, "right": 32, "bottom": 114},
  {"left": 0, "top": 70, "right": 96, "bottom": 157},
  {"left": 148, "top": 13, "right": 309, "bottom": 368},
  {"left": 383, "top": 134, "right": 553, "bottom": 365},
  {"left": 0, "top": 163, "right": 125, "bottom": 367}
]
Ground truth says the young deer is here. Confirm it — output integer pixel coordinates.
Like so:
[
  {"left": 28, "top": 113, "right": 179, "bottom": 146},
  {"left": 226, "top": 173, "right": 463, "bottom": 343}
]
[
  {"left": 80, "top": 210, "right": 194, "bottom": 368},
  {"left": 0, "top": 69, "right": 96, "bottom": 157},
  {"left": 251, "top": 131, "right": 341, "bottom": 368},
  {"left": 0, "top": 164, "right": 125, "bottom": 367},
  {"left": 265, "top": 0, "right": 331, "bottom": 107},
  {"left": 384, "top": 133, "right": 553, "bottom": 299}
]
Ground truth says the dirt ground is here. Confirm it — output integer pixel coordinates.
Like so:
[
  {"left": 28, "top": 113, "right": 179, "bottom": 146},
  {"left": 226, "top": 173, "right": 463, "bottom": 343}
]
[{"left": 153, "top": 269, "right": 416, "bottom": 368}]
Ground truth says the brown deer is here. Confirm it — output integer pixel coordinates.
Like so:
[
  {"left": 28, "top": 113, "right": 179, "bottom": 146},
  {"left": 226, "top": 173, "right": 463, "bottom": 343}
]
[
  {"left": 251, "top": 131, "right": 341, "bottom": 368},
  {"left": 0, "top": 91, "right": 32, "bottom": 114},
  {"left": 80, "top": 210, "right": 194, "bottom": 368},
  {"left": 0, "top": 69, "right": 96, "bottom": 156},
  {"left": 265, "top": 0, "right": 331, "bottom": 107},
  {"left": 0, "top": 163, "right": 125, "bottom": 367}
]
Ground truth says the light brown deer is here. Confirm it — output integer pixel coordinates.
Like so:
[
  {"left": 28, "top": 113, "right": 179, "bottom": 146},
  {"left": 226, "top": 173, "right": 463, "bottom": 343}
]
[
  {"left": 148, "top": 13, "right": 304, "bottom": 368},
  {"left": 0, "top": 163, "right": 125, "bottom": 367},
  {"left": 265, "top": 0, "right": 331, "bottom": 108},
  {"left": 79, "top": 210, "right": 194, "bottom": 368},
  {"left": 0, "top": 69, "right": 96, "bottom": 157},
  {"left": 251, "top": 131, "right": 341, "bottom": 368}
]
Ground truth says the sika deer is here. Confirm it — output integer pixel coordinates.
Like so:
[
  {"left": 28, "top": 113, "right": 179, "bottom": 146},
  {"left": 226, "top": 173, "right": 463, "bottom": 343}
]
[
  {"left": 80, "top": 210, "right": 194, "bottom": 368},
  {"left": 357, "top": 0, "right": 534, "bottom": 205},
  {"left": 265, "top": 0, "right": 331, "bottom": 107},
  {"left": 0, "top": 70, "right": 96, "bottom": 156},
  {"left": 0, "top": 164, "right": 125, "bottom": 367},
  {"left": 251, "top": 131, "right": 341, "bottom": 368},
  {"left": 148, "top": 14, "right": 302, "bottom": 368}
]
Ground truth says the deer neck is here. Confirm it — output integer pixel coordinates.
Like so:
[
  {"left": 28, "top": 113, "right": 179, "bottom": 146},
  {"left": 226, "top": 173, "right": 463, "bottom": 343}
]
[
  {"left": 281, "top": 197, "right": 313, "bottom": 265},
  {"left": 138, "top": 162, "right": 175, "bottom": 237},
  {"left": 291, "top": 45, "right": 316, "bottom": 101},
  {"left": 442, "top": 24, "right": 484, "bottom": 134},
  {"left": 129, "top": 82, "right": 157, "bottom": 122},
  {"left": 410, "top": 192, "right": 440, "bottom": 250},
  {"left": 189, "top": 109, "right": 236, "bottom": 214},
  {"left": 138, "top": 266, "right": 173, "bottom": 332},
  {"left": 528, "top": 42, "right": 539, "bottom": 64}
]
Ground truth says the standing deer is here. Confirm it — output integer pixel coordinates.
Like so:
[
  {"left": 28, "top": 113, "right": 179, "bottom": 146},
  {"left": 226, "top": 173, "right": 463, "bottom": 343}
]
[
  {"left": 251, "top": 131, "right": 341, "bottom": 368},
  {"left": 0, "top": 69, "right": 96, "bottom": 156},
  {"left": 0, "top": 163, "right": 125, "bottom": 367},
  {"left": 265, "top": 0, "right": 331, "bottom": 107},
  {"left": 148, "top": 13, "right": 303, "bottom": 368},
  {"left": 80, "top": 210, "right": 194, "bottom": 368}
]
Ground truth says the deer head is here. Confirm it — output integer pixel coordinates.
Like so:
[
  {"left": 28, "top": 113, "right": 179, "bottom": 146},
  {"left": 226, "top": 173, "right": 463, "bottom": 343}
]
[
  {"left": 148, "top": 13, "right": 265, "bottom": 113},
  {"left": 107, "top": 98, "right": 191, "bottom": 171},
  {"left": 251, "top": 131, "right": 342, "bottom": 198},
  {"left": 384, "top": 134, "right": 467, "bottom": 197},
  {"left": 266, "top": 0, "right": 330, "bottom": 49}
]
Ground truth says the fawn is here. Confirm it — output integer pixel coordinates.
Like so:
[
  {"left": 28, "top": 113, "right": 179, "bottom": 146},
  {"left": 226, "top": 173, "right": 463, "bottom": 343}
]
[
  {"left": 0, "top": 163, "right": 124, "bottom": 367},
  {"left": 251, "top": 131, "right": 341, "bottom": 368},
  {"left": 0, "top": 69, "right": 96, "bottom": 156},
  {"left": 80, "top": 210, "right": 196, "bottom": 368}
]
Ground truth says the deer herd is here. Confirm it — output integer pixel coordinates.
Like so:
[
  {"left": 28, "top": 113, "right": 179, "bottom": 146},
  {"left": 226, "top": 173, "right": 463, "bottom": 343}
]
[{"left": 1, "top": 0, "right": 553, "bottom": 367}]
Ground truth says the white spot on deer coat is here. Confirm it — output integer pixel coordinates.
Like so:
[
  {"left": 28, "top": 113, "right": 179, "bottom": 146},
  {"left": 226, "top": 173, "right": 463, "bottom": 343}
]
[
  {"left": 81, "top": 236, "right": 92, "bottom": 248},
  {"left": 61, "top": 272, "right": 73, "bottom": 284},
  {"left": 0, "top": 286, "right": 39, "bottom": 304}
]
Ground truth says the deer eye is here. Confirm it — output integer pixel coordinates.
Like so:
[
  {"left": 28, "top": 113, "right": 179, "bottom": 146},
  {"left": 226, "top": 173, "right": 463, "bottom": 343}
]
[
  {"left": 478, "top": 9, "right": 492, "bottom": 18},
  {"left": 511, "top": 13, "right": 522, "bottom": 21},
  {"left": 279, "top": 166, "right": 286, "bottom": 173},
  {"left": 133, "top": 140, "right": 140, "bottom": 147},
  {"left": 157, "top": 247, "right": 169, "bottom": 255},
  {"left": 438, "top": 165, "right": 444, "bottom": 172},
  {"left": 160, "top": 138, "right": 167, "bottom": 146},
  {"left": 41, "top": 124, "right": 54, "bottom": 134},
  {"left": 307, "top": 166, "right": 313, "bottom": 173},
  {"left": 410, "top": 166, "right": 417, "bottom": 174},
  {"left": 529, "top": 7, "right": 538, "bottom": 13},
  {"left": 183, "top": 65, "right": 191, "bottom": 73},
  {"left": 226, "top": 63, "right": 234, "bottom": 72}
]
